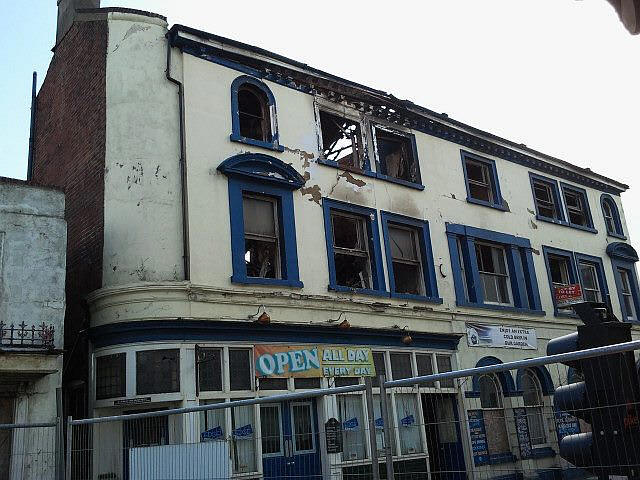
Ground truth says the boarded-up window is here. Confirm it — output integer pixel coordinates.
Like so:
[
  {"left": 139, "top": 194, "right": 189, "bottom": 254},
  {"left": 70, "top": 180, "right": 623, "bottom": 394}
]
[{"left": 136, "top": 349, "right": 180, "bottom": 395}]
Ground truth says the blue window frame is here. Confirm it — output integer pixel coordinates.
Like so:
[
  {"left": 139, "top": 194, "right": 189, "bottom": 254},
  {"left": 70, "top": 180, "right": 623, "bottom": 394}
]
[
  {"left": 600, "top": 194, "right": 626, "bottom": 239},
  {"left": 371, "top": 124, "right": 423, "bottom": 190},
  {"left": 529, "top": 173, "right": 565, "bottom": 224},
  {"left": 230, "top": 75, "right": 285, "bottom": 152},
  {"left": 560, "top": 183, "right": 596, "bottom": 233},
  {"left": 446, "top": 224, "right": 543, "bottom": 314},
  {"left": 218, "top": 153, "right": 304, "bottom": 287},
  {"left": 542, "top": 247, "right": 609, "bottom": 316},
  {"left": 322, "top": 198, "right": 386, "bottom": 296},
  {"left": 460, "top": 150, "right": 506, "bottom": 210},
  {"left": 380, "top": 211, "right": 441, "bottom": 303},
  {"left": 607, "top": 242, "right": 640, "bottom": 323}
]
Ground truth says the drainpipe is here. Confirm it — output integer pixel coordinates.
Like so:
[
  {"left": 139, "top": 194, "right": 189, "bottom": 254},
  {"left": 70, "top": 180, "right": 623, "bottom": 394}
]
[
  {"left": 165, "top": 33, "right": 190, "bottom": 281},
  {"left": 27, "top": 71, "right": 37, "bottom": 181}
]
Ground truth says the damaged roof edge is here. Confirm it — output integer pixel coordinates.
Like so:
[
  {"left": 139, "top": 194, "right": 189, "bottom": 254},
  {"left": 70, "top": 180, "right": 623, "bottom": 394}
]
[{"left": 168, "top": 23, "right": 628, "bottom": 193}]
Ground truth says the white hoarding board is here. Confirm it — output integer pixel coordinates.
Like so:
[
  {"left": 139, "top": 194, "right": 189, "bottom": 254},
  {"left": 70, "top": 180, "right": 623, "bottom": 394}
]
[
  {"left": 466, "top": 323, "right": 537, "bottom": 350},
  {"left": 129, "top": 441, "right": 231, "bottom": 480}
]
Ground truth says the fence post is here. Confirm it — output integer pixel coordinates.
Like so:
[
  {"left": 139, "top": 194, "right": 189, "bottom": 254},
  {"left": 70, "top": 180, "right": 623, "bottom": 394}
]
[
  {"left": 56, "top": 387, "right": 64, "bottom": 480},
  {"left": 364, "top": 376, "right": 380, "bottom": 480},
  {"left": 379, "top": 375, "right": 395, "bottom": 480},
  {"left": 65, "top": 416, "right": 72, "bottom": 480}
]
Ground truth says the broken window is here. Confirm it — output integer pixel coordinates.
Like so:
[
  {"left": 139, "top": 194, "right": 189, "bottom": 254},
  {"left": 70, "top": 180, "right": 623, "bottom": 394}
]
[
  {"left": 578, "top": 261, "right": 602, "bottom": 302},
  {"left": 331, "top": 212, "right": 372, "bottom": 289},
  {"left": 475, "top": 243, "right": 511, "bottom": 305},
  {"left": 532, "top": 179, "right": 559, "bottom": 220},
  {"left": 238, "top": 84, "right": 271, "bottom": 142},
  {"left": 243, "top": 194, "right": 280, "bottom": 279},
  {"left": 388, "top": 224, "right": 424, "bottom": 295},
  {"left": 465, "top": 158, "right": 494, "bottom": 203},
  {"left": 562, "top": 187, "right": 589, "bottom": 227},
  {"left": 319, "top": 110, "right": 364, "bottom": 170},
  {"left": 374, "top": 127, "right": 420, "bottom": 184}
]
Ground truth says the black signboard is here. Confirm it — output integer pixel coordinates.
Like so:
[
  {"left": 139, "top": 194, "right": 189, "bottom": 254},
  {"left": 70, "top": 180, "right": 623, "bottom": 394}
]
[
  {"left": 554, "top": 409, "right": 580, "bottom": 441},
  {"left": 467, "top": 410, "right": 489, "bottom": 466},
  {"left": 325, "top": 417, "right": 343, "bottom": 454},
  {"left": 514, "top": 407, "right": 532, "bottom": 459}
]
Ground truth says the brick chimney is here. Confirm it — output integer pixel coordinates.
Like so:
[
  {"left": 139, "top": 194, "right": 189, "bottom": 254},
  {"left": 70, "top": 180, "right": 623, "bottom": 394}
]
[{"left": 56, "top": 0, "right": 100, "bottom": 45}]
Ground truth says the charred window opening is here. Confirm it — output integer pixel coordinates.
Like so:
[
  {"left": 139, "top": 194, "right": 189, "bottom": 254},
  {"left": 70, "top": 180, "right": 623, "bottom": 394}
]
[
  {"left": 532, "top": 180, "right": 558, "bottom": 220},
  {"left": 374, "top": 127, "right": 420, "bottom": 184},
  {"left": 331, "top": 212, "right": 372, "bottom": 289},
  {"left": 238, "top": 84, "right": 271, "bottom": 142},
  {"left": 563, "top": 189, "right": 587, "bottom": 226},
  {"left": 465, "top": 159, "right": 493, "bottom": 203},
  {"left": 389, "top": 224, "right": 424, "bottom": 295},
  {"left": 319, "top": 110, "right": 364, "bottom": 170},
  {"left": 243, "top": 194, "right": 281, "bottom": 279}
]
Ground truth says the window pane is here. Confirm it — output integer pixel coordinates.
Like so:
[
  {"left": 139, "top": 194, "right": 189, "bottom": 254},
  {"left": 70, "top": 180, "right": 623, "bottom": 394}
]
[
  {"left": 375, "top": 129, "right": 419, "bottom": 183},
  {"left": 320, "top": 110, "right": 363, "bottom": 169},
  {"left": 466, "top": 160, "right": 493, "bottom": 203},
  {"left": 200, "top": 399, "right": 225, "bottom": 442},
  {"left": 229, "top": 349, "right": 252, "bottom": 391},
  {"left": 260, "top": 405, "right": 282, "bottom": 455},
  {"left": 579, "top": 263, "right": 597, "bottom": 290},
  {"left": 549, "top": 256, "right": 570, "bottom": 285},
  {"left": 335, "top": 377, "right": 360, "bottom": 387},
  {"left": 372, "top": 352, "right": 386, "bottom": 387},
  {"left": 258, "top": 377, "right": 288, "bottom": 390},
  {"left": 390, "top": 352, "right": 413, "bottom": 380},
  {"left": 332, "top": 214, "right": 364, "bottom": 250},
  {"left": 389, "top": 226, "right": 418, "bottom": 261},
  {"left": 338, "top": 395, "right": 366, "bottom": 461},
  {"left": 469, "top": 183, "right": 492, "bottom": 202},
  {"left": 245, "top": 238, "right": 278, "bottom": 279},
  {"left": 392, "top": 262, "right": 423, "bottom": 295},
  {"left": 521, "top": 371, "right": 542, "bottom": 407},
  {"left": 373, "top": 394, "right": 396, "bottom": 455},
  {"left": 466, "top": 161, "right": 488, "bottom": 183},
  {"left": 136, "top": 349, "right": 180, "bottom": 395},
  {"left": 395, "top": 394, "right": 422, "bottom": 454},
  {"left": 243, "top": 196, "right": 276, "bottom": 237},
  {"left": 436, "top": 355, "right": 454, "bottom": 388},
  {"left": 96, "top": 353, "right": 126, "bottom": 399},
  {"left": 565, "top": 190, "right": 587, "bottom": 226},
  {"left": 479, "top": 374, "right": 502, "bottom": 409},
  {"left": 238, "top": 86, "right": 269, "bottom": 141},
  {"left": 197, "top": 348, "right": 222, "bottom": 392},
  {"left": 527, "top": 406, "right": 546, "bottom": 445},
  {"left": 534, "top": 182, "right": 556, "bottom": 218},
  {"left": 232, "top": 403, "right": 256, "bottom": 473},
  {"left": 294, "top": 377, "right": 321, "bottom": 389},
  {"left": 292, "top": 403, "right": 314, "bottom": 452},
  {"left": 334, "top": 253, "right": 371, "bottom": 289},
  {"left": 416, "top": 354, "right": 435, "bottom": 387}
]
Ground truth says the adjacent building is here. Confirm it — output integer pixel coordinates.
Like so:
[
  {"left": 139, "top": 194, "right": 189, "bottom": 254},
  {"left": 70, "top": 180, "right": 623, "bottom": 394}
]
[
  {"left": 32, "top": 2, "right": 640, "bottom": 479},
  {"left": 0, "top": 177, "right": 66, "bottom": 479}
]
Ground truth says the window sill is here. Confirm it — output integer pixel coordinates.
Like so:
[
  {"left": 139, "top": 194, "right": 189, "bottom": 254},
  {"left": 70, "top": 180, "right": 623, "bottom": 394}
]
[
  {"left": 607, "top": 231, "right": 627, "bottom": 240},
  {"left": 231, "top": 275, "right": 304, "bottom": 288},
  {"left": 374, "top": 172, "right": 425, "bottom": 191},
  {"left": 457, "top": 301, "right": 545, "bottom": 316},
  {"left": 316, "top": 158, "right": 377, "bottom": 179},
  {"left": 390, "top": 292, "right": 443, "bottom": 304},
  {"left": 328, "top": 284, "right": 390, "bottom": 298},
  {"left": 466, "top": 197, "right": 508, "bottom": 211},
  {"left": 230, "top": 134, "right": 285, "bottom": 152},
  {"left": 535, "top": 215, "right": 597, "bottom": 234}
]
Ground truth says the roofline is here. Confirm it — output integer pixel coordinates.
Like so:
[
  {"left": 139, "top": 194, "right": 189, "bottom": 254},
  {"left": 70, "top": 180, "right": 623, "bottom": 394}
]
[
  {"left": 169, "top": 24, "right": 628, "bottom": 192},
  {"left": 0, "top": 176, "right": 65, "bottom": 193}
]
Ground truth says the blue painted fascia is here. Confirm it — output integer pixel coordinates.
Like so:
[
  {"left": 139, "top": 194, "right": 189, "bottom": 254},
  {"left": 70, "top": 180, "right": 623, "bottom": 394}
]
[
  {"left": 322, "top": 198, "right": 387, "bottom": 296},
  {"left": 529, "top": 172, "right": 566, "bottom": 223},
  {"left": 218, "top": 152, "right": 305, "bottom": 189},
  {"left": 600, "top": 193, "right": 626, "bottom": 239},
  {"left": 460, "top": 150, "right": 506, "bottom": 211},
  {"left": 230, "top": 75, "right": 285, "bottom": 152},
  {"left": 559, "top": 182, "right": 597, "bottom": 233},
  {"left": 380, "top": 211, "right": 441, "bottom": 302},
  {"left": 90, "top": 320, "right": 463, "bottom": 350}
]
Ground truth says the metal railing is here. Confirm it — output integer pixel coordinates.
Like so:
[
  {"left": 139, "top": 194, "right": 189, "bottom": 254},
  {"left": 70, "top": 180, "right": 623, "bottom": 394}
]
[{"left": 18, "top": 339, "right": 640, "bottom": 479}]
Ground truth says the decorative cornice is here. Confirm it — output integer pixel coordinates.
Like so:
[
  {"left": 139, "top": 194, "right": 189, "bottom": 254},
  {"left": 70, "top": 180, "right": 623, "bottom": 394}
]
[{"left": 169, "top": 27, "right": 627, "bottom": 196}]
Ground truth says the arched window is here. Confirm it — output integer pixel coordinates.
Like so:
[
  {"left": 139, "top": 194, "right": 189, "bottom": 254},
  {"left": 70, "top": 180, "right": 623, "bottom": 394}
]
[
  {"left": 600, "top": 194, "right": 624, "bottom": 238},
  {"left": 521, "top": 369, "right": 547, "bottom": 446},
  {"left": 230, "top": 76, "right": 283, "bottom": 152},
  {"left": 478, "top": 373, "right": 510, "bottom": 455}
]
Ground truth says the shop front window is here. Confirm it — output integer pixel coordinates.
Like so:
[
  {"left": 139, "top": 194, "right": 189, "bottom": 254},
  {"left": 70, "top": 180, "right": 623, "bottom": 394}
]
[
  {"left": 395, "top": 393, "right": 422, "bottom": 455},
  {"left": 231, "top": 403, "right": 256, "bottom": 473},
  {"left": 338, "top": 395, "right": 367, "bottom": 461}
]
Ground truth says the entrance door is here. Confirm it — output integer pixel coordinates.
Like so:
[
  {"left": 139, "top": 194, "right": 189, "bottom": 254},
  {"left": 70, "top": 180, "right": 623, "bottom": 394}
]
[
  {"left": 422, "top": 394, "right": 467, "bottom": 480},
  {"left": 261, "top": 400, "right": 322, "bottom": 479}
]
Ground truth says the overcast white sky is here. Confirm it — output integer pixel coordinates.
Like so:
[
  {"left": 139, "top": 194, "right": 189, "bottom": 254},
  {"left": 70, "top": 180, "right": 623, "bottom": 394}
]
[{"left": 1, "top": 1, "right": 638, "bottom": 250}]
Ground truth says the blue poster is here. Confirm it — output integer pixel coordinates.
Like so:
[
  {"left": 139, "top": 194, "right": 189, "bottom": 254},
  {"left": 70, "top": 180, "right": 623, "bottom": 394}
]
[
  {"left": 400, "top": 415, "right": 415, "bottom": 426},
  {"left": 374, "top": 417, "right": 384, "bottom": 430},
  {"left": 554, "top": 409, "right": 580, "bottom": 440},
  {"left": 201, "top": 426, "right": 223, "bottom": 441},
  {"left": 514, "top": 408, "right": 532, "bottom": 459},
  {"left": 232, "top": 424, "right": 253, "bottom": 439},
  {"left": 343, "top": 417, "right": 359, "bottom": 431},
  {"left": 468, "top": 410, "right": 489, "bottom": 466}
]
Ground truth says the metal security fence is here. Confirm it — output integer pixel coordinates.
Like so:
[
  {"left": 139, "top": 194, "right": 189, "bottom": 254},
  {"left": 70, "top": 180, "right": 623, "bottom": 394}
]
[
  {"left": 66, "top": 339, "right": 640, "bottom": 480},
  {"left": 0, "top": 420, "right": 62, "bottom": 480}
]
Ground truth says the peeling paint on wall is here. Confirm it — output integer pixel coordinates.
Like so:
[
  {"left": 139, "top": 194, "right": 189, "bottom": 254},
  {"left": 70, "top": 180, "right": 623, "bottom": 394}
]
[{"left": 300, "top": 184, "right": 322, "bottom": 204}]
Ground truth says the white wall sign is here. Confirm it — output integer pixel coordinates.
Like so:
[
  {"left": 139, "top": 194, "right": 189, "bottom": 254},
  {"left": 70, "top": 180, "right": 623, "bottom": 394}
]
[{"left": 466, "top": 323, "right": 537, "bottom": 350}]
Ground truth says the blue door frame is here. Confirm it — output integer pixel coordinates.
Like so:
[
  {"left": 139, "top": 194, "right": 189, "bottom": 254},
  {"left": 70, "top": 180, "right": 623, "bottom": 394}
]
[{"left": 261, "top": 399, "right": 322, "bottom": 479}]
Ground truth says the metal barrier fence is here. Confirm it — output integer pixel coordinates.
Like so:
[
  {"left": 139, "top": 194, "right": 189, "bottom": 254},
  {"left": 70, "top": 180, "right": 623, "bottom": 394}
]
[
  {"left": 0, "top": 420, "right": 62, "bottom": 480},
  {"left": 63, "top": 339, "right": 640, "bottom": 480}
]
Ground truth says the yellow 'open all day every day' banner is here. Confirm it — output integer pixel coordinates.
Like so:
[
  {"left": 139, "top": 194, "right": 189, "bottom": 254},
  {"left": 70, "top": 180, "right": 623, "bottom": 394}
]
[{"left": 254, "top": 345, "right": 376, "bottom": 378}]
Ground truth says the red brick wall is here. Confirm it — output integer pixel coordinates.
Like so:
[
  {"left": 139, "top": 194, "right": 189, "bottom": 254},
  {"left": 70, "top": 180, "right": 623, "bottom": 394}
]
[{"left": 33, "top": 18, "right": 107, "bottom": 415}]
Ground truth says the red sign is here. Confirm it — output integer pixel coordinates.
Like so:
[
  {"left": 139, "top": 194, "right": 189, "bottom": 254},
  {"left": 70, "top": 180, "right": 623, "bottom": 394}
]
[{"left": 555, "top": 284, "right": 583, "bottom": 306}]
